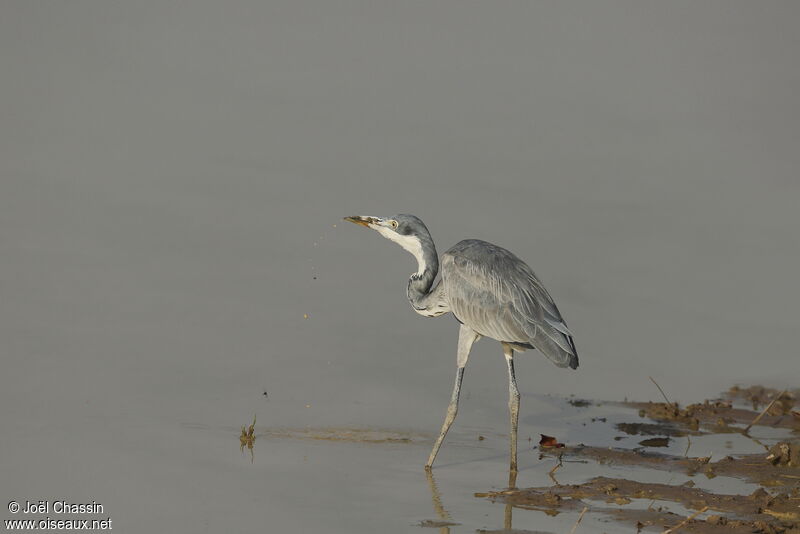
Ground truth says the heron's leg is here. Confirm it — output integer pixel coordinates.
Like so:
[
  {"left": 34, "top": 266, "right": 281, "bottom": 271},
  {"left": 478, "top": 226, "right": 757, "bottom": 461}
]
[
  {"left": 426, "top": 324, "right": 479, "bottom": 469},
  {"left": 426, "top": 367, "right": 464, "bottom": 469},
  {"left": 503, "top": 344, "right": 521, "bottom": 473}
]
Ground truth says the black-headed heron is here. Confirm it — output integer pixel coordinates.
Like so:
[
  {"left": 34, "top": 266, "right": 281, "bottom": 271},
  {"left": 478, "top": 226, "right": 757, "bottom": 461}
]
[{"left": 345, "top": 214, "right": 578, "bottom": 471}]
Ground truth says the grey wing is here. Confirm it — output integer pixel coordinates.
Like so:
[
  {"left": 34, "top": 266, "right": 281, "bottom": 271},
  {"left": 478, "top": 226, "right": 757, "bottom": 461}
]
[{"left": 442, "top": 240, "right": 578, "bottom": 369}]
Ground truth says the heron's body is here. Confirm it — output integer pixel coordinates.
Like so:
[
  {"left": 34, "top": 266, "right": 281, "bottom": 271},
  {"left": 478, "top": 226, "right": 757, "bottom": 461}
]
[
  {"left": 417, "top": 239, "right": 578, "bottom": 369},
  {"left": 344, "top": 214, "right": 578, "bottom": 471}
]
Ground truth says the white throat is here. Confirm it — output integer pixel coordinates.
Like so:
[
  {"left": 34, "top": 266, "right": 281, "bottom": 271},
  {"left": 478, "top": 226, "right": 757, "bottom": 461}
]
[{"left": 375, "top": 227, "right": 427, "bottom": 275}]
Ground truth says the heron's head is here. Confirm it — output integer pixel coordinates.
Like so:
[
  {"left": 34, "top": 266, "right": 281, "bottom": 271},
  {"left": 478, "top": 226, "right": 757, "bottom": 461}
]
[{"left": 344, "top": 214, "right": 435, "bottom": 272}]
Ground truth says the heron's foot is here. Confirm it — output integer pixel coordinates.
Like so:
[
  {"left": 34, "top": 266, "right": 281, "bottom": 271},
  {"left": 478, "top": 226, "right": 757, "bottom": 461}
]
[{"left": 425, "top": 452, "right": 438, "bottom": 469}]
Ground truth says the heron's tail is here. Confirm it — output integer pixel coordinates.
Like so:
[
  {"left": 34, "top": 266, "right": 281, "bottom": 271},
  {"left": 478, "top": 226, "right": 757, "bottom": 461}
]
[
  {"left": 531, "top": 324, "right": 579, "bottom": 370},
  {"left": 568, "top": 349, "right": 579, "bottom": 370}
]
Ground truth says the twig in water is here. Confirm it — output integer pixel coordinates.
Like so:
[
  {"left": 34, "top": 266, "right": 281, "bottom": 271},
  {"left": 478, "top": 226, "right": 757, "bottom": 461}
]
[
  {"left": 662, "top": 506, "right": 708, "bottom": 534},
  {"left": 239, "top": 414, "right": 257, "bottom": 463},
  {"left": 649, "top": 376, "right": 672, "bottom": 405},
  {"left": 568, "top": 506, "right": 588, "bottom": 534},
  {"left": 548, "top": 451, "right": 564, "bottom": 485},
  {"left": 683, "top": 435, "right": 691, "bottom": 458},
  {"left": 744, "top": 389, "right": 787, "bottom": 433}
]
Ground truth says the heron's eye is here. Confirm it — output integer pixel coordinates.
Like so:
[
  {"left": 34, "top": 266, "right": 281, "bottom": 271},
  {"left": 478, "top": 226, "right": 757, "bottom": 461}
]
[{"left": 390, "top": 220, "right": 398, "bottom": 229}]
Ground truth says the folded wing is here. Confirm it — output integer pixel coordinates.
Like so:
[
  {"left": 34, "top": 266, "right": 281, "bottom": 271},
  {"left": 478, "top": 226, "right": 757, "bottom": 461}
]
[{"left": 442, "top": 240, "right": 578, "bottom": 369}]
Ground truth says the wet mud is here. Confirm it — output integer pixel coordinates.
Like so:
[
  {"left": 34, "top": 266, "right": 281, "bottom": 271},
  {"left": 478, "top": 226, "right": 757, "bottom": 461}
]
[
  {"left": 538, "top": 442, "right": 800, "bottom": 486},
  {"left": 479, "top": 386, "right": 800, "bottom": 533},
  {"left": 262, "top": 427, "right": 427, "bottom": 444}
]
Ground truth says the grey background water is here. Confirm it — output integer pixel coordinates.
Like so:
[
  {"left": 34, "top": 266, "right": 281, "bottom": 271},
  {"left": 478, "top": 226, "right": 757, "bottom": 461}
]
[{"left": 1, "top": 2, "right": 798, "bottom": 532}]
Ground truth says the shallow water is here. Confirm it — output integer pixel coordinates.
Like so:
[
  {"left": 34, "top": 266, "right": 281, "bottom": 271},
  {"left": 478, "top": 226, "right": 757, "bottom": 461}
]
[{"left": 1, "top": 2, "right": 799, "bottom": 533}]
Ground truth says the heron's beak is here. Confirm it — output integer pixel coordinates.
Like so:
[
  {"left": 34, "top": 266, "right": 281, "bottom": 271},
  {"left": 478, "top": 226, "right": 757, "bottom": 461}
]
[{"left": 344, "top": 215, "right": 381, "bottom": 228}]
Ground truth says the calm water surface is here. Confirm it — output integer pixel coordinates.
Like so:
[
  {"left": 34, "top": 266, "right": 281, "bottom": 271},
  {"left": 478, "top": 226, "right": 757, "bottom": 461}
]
[{"left": 2, "top": 2, "right": 798, "bottom": 532}]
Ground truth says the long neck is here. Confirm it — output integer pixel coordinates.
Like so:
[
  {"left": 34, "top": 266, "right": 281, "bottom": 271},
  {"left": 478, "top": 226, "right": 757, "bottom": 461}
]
[{"left": 407, "top": 238, "right": 439, "bottom": 310}]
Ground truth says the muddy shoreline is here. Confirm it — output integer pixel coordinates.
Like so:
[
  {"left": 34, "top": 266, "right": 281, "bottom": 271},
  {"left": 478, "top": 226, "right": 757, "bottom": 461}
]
[{"left": 479, "top": 386, "right": 799, "bottom": 533}]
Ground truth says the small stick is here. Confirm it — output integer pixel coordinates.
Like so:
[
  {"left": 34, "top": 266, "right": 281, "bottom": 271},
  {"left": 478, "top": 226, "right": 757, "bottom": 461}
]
[
  {"left": 568, "top": 506, "right": 588, "bottom": 534},
  {"left": 662, "top": 506, "right": 708, "bottom": 534},
  {"left": 744, "top": 389, "right": 787, "bottom": 433},
  {"left": 548, "top": 452, "right": 564, "bottom": 485},
  {"left": 649, "top": 376, "right": 672, "bottom": 405}
]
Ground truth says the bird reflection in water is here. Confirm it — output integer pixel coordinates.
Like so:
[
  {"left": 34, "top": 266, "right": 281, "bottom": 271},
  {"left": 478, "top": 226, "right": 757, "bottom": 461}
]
[{"left": 422, "top": 468, "right": 519, "bottom": 533}]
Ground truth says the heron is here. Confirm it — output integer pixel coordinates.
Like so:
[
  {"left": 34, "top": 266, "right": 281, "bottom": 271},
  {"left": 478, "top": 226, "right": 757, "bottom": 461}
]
[{"left": 344, "top": 214, "right": 578, "bottom": 471}]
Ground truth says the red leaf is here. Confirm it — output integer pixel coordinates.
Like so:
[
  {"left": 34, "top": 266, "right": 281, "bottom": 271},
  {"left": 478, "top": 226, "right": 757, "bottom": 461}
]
[{"left": 539, "top": 434, "right": 565, "bottom": 448}]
